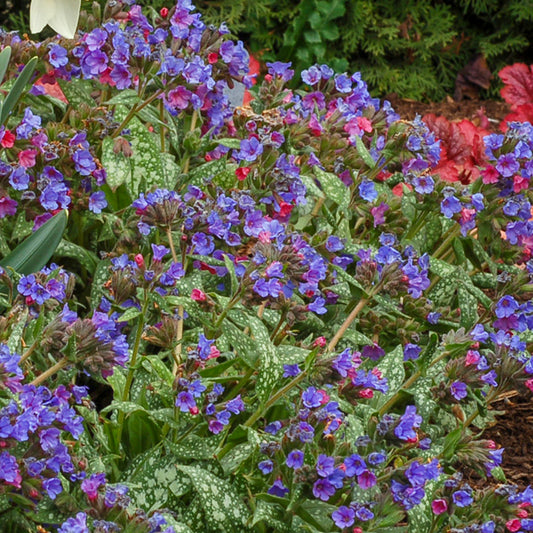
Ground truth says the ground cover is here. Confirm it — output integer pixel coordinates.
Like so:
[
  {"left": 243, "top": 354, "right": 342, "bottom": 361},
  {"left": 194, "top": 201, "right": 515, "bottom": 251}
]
[{"left": 0, "top": 2, "right": 533, "bottom": 532}]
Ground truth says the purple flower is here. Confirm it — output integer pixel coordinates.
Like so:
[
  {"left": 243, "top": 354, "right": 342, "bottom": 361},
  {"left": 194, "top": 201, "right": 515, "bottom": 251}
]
[
  {"left": 394, "top": 405, "right": 422, "bottom": 441},
  {"left": 452, "top": 489, "right": 473, "bottom": 507},
  {"left": 176, "top": 391, "right": 196, "bottom": 413},
  {"left": 301, "top": 66, "right": 321, "bottom": 85},
  {"left": 301, "top": 386, "right": 322, "bottom": 408},
  {"left": 440, "top": 195, "right": 462, "bottom": 218},
  {"left": 286, "top": 450, "right": 304, "bottom": 469},
  {"left": 236, "top": 137, "right": 263, "bottom": 162},
  {"left": 404, "top": 343, "right": 421, "bottom": 361},
  {"left": 43, "top": 477, "right": 63, "bottom": 499},
  {"left": 496, "top": 153, "right": 519, "bottom": 177},
  {"left": 151, "top": 244, "right": 170, "bottom": 262},
  {"left": 413, "top": 176, "right": 435, "bottom": 194},
  {"left": 58, "top": 512, "right": 89, "bottom": 533},
  {"left": 258, "top": 460, "right": 273, "bottom": 474},
  {"left": 268, "top": 479, "right": 289, "bottom": 497},
  {"left": 88, "top": 191, "right": 107, "bottom": 214},
  {"left": 331, "top": 506, "right": 355, "bottom": 528},
  {"left": 9, "top": 167, "right": 30, "bottom": 190},
  {"left": 357, "top": 469, "right": 377, "bottom": 489},
  {"left": 316, "top": 454, "right": 335, "bottom": 477},
  {"left": 450, "top": 381, "right": 468, "bottom": 401},
  {"left": 266, "top": 61, "right": 294, "bottom": 81},
  {"left": 0, "top": 452, "right": 19, "bottom": 483},
  {"left": 312, "top": 478, "right": 336, "bottom": 501},
  {"left": 495, "top": 295, "right": 519, "bottom": 318},
  {"left": 283, "top": 364, "right": 301, "bottom": 377},
  {"left": 361, "top": 343, "right": 385, "bottom": 361},
  {"left": 48, "top": 44, "right": 68, "bottom": 68},
  {"left": 344, "top": 454, "right": 366, "bottom": 477},
  {"left": 307, "top": 297, "right": 327, "bottom": 314},
  {"left": 72, "top": 150, "right": 97, "bottom": 176}
]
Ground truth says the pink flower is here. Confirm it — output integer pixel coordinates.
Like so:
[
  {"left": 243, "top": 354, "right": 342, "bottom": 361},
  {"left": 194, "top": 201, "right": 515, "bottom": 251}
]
[
  {"left": 191, "top": 289, "right": 207, "bottom": 301},
  {"left": 431, "top": 499, "right": 448, "bottom": 515},
  {"left": 506, "top": 518, "right": 522, "bottom": 532}
]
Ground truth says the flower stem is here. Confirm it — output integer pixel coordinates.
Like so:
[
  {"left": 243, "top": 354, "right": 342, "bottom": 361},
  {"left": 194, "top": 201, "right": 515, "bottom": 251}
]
[
  {"left": 116, "top": 297, "right": 149, "bottom": 450},
  {"left": 30, "top": 358, "right": 70, "bottom": 387},
  {"left": 327, "top": 297, "right": 369, "bottom": 353}
]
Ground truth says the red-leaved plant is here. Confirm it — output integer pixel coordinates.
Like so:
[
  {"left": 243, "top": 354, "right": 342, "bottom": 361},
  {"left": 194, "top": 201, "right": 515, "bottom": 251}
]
[{"left": 499, "top": 63, "right": 533, "bottom": 129}]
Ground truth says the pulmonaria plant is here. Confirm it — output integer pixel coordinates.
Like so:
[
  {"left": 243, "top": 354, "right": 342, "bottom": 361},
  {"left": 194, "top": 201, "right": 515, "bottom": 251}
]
[{"left": 1, "top": 0, "right": 533, "bottom": 532}]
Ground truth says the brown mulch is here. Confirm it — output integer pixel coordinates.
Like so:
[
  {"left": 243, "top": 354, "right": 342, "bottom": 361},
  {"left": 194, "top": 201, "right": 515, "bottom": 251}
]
[
  {"left": 482, "top": 394, "right": 533, "bottom": 488},
  {"left": 387, "top": 93, "right": 511, "bottom": 130}
]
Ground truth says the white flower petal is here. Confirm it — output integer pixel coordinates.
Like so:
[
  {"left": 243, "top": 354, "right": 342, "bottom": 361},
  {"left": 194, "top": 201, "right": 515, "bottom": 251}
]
[
  {"left": 30, "top": 0, "right": 54, "bottom": 34},
  {"left": 29, "top": 0, "right": 81, "bottom": 39},
  {"left": 48, "top": 0, "right": 81, "bottom": 39}
]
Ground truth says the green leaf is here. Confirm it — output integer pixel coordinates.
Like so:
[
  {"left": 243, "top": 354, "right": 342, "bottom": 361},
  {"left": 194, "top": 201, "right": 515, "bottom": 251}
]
[
  {"left": 104, "top": 89, "right": 141, "bottom": 106},
  {"left": 54, "top": 239, "right": 99, "bottom": 274},
  {"left": 216, "top": 137, "right": 242, "bottom": 149},
  {"left": 119, "top": 307, "right": 142, "bottom": 323},
  {"left": 248, "top": 315, "right": 281, "bottom": 403},
  {"left": 57, "top": 78, "right": 95, "bottom": 107},
  {"left": 441, "top": 427, "right": 463, "bottom": 460},
  {"left": 0, "top": 46, "right": 11, "bottom": 86},
  {"left": 374, "top": 345, "right": 405, "bottom": 405},
  {"left": 101, "top": 136, "right": 133, "bottom": 190},
  {"left": 457, "top": 286, "right": 478, "bottom": 329},
  {"left": 0, "top": 210, "right": 67, "bottom": 275},
  {"left": 114, "top": 106, "right": 169, "bottom": 195},
  {"left": 91, "top": 259, "right": 111, "bottom": 309},
  {"left": 0, "top": 56, "right": 38, "bottom": 125},
  {"left": 221, "top": 319, "right": 258, "bottom": 368},
  {"left": 7, "top": 308, "right": 28, "bottom": 353},
  {"left": 223, "top": 254, "right": 239, "bottom": 295},
  {"left": 177, "top": 465, "right": 249, "bottom": 532},
  {"left": 313, "top": 167, "right": 350, "bottom": 207},
  {"left": 355, "top": 135, "right": 376, "bottom": 167},
  {"left": 127, "top": 452, "right": 192, "bottom": 512}
]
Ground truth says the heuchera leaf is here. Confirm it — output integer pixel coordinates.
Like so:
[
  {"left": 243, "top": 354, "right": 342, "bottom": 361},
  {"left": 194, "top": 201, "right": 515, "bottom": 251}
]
[
  {"left": 423, "top": 114, "right": 489, "bottom": 184},
  {"left": 501, "top": 103, "right": 533, "bottom": 132},
  {"left": 499, "top": 63, "right": 533, "bottom": 107}
]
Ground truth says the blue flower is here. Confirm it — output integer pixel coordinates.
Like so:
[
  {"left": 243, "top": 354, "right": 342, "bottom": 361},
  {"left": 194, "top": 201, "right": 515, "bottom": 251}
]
[
  {"left": 88, "top": 191, "right": 108, "bottom": 214},
  {"left": 286, "top": 450, "right": 304, "bottom": 469},
  {"left": 331, "top": 506, "right": 355, "bottom": 528},
  {"left": 452, "top": 489, "right": 473, "bottom": 507},
  {"left": 450, "top": 381, "right": 468, "bottom": 401},
  {"left": 359, "top": 181, "right": 378, "bottom": 202},
  {"left": 440, "top": 195, "right": 462, "bottom": 218},
  {"left": 394, "top": 405, "right": 422, "bottom": 441},
  {"left": 268, "top": 479, "right": 289, "bottom": 497}
]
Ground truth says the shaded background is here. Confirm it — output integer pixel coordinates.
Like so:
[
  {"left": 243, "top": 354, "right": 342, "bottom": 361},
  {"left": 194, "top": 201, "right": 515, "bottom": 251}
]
[{"left": 2, "top": 0, "right": 533, "bottom": 102}]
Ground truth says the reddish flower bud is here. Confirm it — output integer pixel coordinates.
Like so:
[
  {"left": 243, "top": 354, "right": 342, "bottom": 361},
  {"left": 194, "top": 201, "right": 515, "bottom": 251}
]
[
  {"left": 134, "top": 254, "right": 145, "bottom": 268},
  {"left": 191, "top": 289, "right": 207, "bottom": 301},
  {"left": 235, "top": 167, "right": 251, "bottom": 181},
  {"left": 160, "top": 7, "right": 169, "bottom": 17},
  {"left": 358, "top": 388, "right": 374, "bottom": 399},
  {"left": 313, "top": 336, "right": 326, "bottom": 347},
  {"left": 506, "top": 518, "right": 522, "bottom": 532},
  {"left": 208, "top": 52, "right": 219, "bottom": 64}
]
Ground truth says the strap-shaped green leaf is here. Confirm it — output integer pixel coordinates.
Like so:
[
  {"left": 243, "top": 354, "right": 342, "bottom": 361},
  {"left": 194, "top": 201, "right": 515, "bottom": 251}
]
[
  {"left": 0, "top": 56, "right": 38, "bottom": 125},
  {"left": 0, "top": 46, "right": 11, "bottom": 87},
  {"left": 0, "top": 210, "right": 68, "bottom": 275}
]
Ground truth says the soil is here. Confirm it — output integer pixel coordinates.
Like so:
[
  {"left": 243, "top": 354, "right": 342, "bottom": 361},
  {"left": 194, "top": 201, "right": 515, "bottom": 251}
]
[
  {"left": 482, "top": 394, "right": 533, "bottom": 489},
  {"left": 387, "top": 93, "right": 511, "bottom": 131}
]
